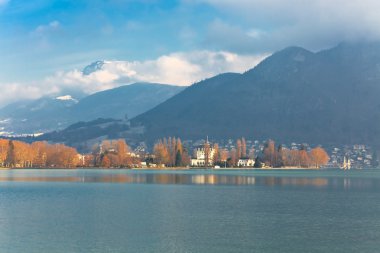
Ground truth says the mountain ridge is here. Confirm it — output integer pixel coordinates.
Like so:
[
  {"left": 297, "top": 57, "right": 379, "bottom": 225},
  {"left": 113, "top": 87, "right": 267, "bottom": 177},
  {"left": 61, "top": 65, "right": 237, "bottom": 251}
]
[
  {"left": 0, "top": 82, "right": 184, "bottom": 135},
  {"left": 29, "top": 42, "right": 380, "bottom": 149},
  {"left": 130, "top": 42, "right": 380, "bottom": 147}
]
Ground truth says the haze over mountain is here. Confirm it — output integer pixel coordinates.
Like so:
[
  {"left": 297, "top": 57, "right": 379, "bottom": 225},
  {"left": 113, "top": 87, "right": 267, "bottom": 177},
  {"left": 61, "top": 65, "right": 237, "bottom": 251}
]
[
  {"left": 0, "top": 83, "right": 183, "bottom": 135},
  {"left": 0, "top": 95, "right": 82, "bottom": 136}
]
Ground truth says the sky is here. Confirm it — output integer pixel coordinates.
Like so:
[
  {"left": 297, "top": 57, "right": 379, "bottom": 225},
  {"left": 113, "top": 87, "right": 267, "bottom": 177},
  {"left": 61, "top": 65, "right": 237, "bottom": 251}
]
[{"left": 1, "top": 0, "right": 380, "bottom": 106}]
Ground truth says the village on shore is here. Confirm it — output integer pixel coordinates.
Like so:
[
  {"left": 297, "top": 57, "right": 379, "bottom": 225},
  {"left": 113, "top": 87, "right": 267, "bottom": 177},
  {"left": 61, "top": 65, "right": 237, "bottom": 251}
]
[{"left": 1, "top": 135, "right": 375, "bottom": 170}]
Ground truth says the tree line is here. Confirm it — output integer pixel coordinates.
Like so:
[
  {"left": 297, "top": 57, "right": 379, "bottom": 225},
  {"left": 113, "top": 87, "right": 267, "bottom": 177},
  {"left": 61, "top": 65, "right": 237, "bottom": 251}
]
[
  {"left": 0, "top": 139, "right": 79, "bottom": 168},
  {"left": 194, "top": 138, "right": 329, "bottom": 168},
  {"left": 153, "top": 137, "right": 329, "bottom": 168},
  {"left": 261, "top": 140, "right": 329, "bottom": 168},
  {"left": 214, "top": 137, "right": 256, "bottom": 167},
  {"left": 0, "top": 137, "right": 329, "bottom": 169},
  {"left": 90, "top": 139, "right": 140, "bottom": 168},
  {"left": 0, "top": 138, "right": 140, "bottom": 168},
  {"left": 153, "top": 137, "right": 190, "bottom": 167}
]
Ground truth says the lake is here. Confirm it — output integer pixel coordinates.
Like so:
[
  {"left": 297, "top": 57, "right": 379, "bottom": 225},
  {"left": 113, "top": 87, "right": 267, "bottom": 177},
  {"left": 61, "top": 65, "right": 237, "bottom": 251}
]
[{"left": 1, "top": 169, "right": 380, "bottom": 253}]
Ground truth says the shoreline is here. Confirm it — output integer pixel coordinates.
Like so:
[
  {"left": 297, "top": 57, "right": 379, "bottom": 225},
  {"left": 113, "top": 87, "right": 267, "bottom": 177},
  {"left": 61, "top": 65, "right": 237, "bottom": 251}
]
[{"left": 1, "top": 166, "right": 323, "bottom": 170}]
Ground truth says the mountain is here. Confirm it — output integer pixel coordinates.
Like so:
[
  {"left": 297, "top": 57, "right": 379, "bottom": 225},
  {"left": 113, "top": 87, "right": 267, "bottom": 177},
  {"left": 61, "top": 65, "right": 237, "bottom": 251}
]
[
  {"left": 82, "top": 60, "right": 106, "bottom": 75},
  {"left": 128, "top": 42, "right": 380, "bottom": 147},
  {"left": 69, "top": 83, "right": 184, "bottom": 122},
  {"left": 39, "top": 118, "right": 137, "bottom": 152},
  {"left": 0, "top": 83, "right": 184, "bottom": 135},
  {"left": 0, "top": 95, "right": 81, "bottom": 135}
]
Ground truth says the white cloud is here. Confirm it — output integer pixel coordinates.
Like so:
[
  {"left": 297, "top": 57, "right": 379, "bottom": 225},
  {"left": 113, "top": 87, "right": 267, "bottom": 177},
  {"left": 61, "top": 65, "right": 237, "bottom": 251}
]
[
  {"left": 32, "top": 20, "right": 60, "bottom": 36},
  {"left": 199, "top": 0, "right": 380, "bottom": 28},
  {"left": 195, "top": 0, "right": 380, "bottom": 52},
  {"left": 0, "top": 82, "right": 58, "bottom": 106},
  {"left": 44, "top": 50, "right": 268, "bottom": 93},
  {"left": 0, "top": 50, "right": 268, "bottom": 106}
]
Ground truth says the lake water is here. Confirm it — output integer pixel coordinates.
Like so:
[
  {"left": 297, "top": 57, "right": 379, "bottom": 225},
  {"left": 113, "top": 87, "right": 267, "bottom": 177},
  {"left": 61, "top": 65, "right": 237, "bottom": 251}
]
[{"left": 1, "top": 169, "right": 380, "bottom": 253}]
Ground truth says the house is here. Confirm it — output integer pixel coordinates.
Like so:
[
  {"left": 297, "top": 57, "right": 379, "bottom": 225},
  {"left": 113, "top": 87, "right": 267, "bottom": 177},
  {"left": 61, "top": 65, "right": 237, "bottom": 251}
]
[
  {"left": 237, "top": 158, "right": 255, "bottom": 167},
  {"left": 191, "top": 139, "right": 215, "bottom": 167}
]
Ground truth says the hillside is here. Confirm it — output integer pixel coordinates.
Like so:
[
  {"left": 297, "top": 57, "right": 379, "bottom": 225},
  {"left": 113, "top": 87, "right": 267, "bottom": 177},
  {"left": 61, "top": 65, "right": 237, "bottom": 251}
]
[
  {"left": 39, "top": 118, "right": 141, "bottom": 152},
  {"left": 130, "top": 42, "right": 380, "bottom": 147},
  {"left": 0, "top": 83, "right": 183, "bottom": 135},
  {"left": 69, "top": 83, "right": 184, "bottom": 122},
  {"left": 0, "top": 96, "right": 80, "bottom": 135}
]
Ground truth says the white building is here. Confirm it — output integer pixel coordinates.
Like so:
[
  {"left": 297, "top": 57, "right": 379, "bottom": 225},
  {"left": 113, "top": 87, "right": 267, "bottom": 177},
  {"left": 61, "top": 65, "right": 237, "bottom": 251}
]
[
  {"left": 237, "top": 158, "right": 255, "bottom": 167},
  {"left": 191, "top": 141, "right": 215, "bottom": 167}
]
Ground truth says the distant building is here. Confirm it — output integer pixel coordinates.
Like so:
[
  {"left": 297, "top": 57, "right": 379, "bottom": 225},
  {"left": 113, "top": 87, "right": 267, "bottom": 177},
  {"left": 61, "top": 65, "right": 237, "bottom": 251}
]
[
  {"left": 191, "top": 139, "right": 215, "bottom": 167},
  {"left": 127, "top": 152, "right": 140, "bottom": 157},
  {"left": 237, "top": 158, "right": 255, "bottom": 167},
  {"left": 77, "top": 154, "right": 85, "bottom": 166}
]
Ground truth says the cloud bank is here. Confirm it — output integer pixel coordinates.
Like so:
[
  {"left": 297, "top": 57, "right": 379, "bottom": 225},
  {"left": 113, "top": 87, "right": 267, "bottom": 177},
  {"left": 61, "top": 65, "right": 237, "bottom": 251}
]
[
  {"left": 0, "top": 50, "right": 267, "bottom": 106},
  {"left": 3, "top": 0, "right": 380, "bottom": 107},
  {"left": 197, "top": 0, "right": 380, "bottom": 52}
]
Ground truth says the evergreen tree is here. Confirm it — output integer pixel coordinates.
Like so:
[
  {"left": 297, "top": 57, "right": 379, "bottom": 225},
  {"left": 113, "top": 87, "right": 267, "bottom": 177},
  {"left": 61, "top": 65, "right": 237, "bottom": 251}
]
[
  {"left": 372, "top": 151, "right": 379, "bottom": 168},
  {"left": 254, "top": 157, "right": 262, "bottom": 168},
  {"left": 175, "top": 150, "right": 182, "bottom": 167}
]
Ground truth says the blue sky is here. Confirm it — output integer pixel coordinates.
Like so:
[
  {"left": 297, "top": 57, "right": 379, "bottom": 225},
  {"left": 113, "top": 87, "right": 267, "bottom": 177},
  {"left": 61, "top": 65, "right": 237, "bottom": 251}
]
[
  {"left": 1, "top": 1, "right": 206, "bottom": 79},
  {"left": 1, "top": 0, "right": 380, "bottom": 105}
]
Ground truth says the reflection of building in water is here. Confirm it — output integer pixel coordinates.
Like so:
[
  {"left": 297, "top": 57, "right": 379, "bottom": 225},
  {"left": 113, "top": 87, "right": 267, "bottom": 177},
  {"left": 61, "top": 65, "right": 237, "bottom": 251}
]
[
  {"left": 191, "top": 138, "right": 215, "bottom": 167},
  {"left": 343, "top": 178, "right": 351, "bottom": 189},
  {"left": 190, "top": 174, "right": 256, "bottom": 185},
  {"left": 262, "top": 177, "right": 328, "bottom": 187},
  {"left": 192, "top": 175, "right": 207, "bottom": 184}
]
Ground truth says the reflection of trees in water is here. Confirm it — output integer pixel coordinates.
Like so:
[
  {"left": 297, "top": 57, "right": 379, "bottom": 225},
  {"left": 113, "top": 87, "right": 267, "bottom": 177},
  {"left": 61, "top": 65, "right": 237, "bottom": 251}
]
[
  {"left": 0, "top": 173, "right": 379, "bottom": 189},
  {"left": 261, "top": 177, "right": 328, "bottom": 187}
]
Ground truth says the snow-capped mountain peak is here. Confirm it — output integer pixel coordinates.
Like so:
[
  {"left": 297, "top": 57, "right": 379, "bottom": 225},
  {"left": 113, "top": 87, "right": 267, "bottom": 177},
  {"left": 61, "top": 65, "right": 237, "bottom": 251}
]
[
  {"left": 56, "top": 95, "right": 76, "bottom": 101},
  {"left": 82, "top": 60, "right": 106, "bottom": 75}
]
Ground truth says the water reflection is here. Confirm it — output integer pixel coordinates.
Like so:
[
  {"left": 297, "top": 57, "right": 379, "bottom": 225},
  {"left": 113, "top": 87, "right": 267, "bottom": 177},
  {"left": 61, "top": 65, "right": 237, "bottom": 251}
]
[{"left": 0, "top": 170, "right": 379, "bottom": 189}]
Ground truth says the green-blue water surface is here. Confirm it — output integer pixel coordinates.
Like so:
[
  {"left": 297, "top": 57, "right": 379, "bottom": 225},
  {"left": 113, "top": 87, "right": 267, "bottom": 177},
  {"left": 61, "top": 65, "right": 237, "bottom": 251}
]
[{"left": 0, "top": 169, "right": 380, "bottom": 253}]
